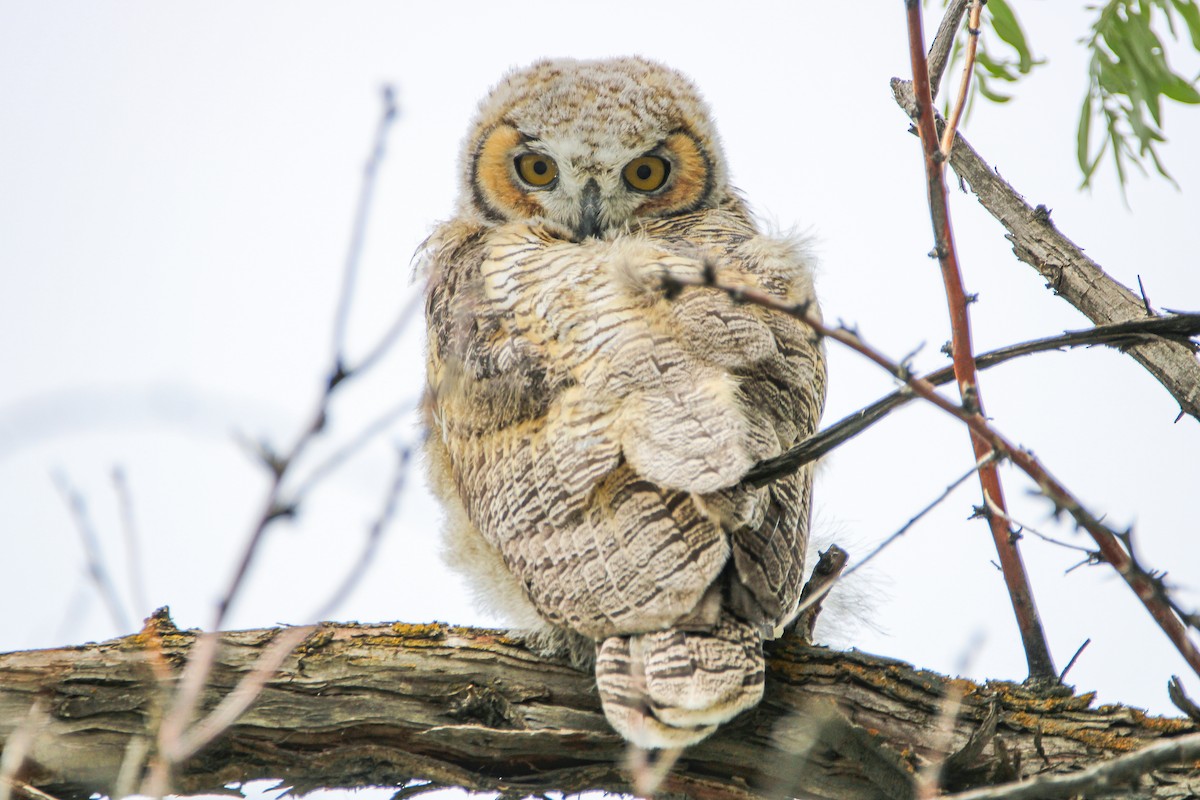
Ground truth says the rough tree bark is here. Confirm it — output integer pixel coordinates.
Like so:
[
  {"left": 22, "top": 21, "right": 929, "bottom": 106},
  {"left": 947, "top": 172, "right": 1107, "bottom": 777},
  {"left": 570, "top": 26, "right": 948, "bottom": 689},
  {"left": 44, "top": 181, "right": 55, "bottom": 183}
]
[{"left": 1, "top": 613, "right": 1196, "bottom": 800}]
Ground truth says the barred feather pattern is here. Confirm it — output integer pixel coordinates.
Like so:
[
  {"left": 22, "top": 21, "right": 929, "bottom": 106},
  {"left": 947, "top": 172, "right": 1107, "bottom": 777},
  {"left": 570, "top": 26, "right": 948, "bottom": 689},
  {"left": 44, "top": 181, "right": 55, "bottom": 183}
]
[{"left": 424, "top": 201, "right": 825, "bottom": 747}]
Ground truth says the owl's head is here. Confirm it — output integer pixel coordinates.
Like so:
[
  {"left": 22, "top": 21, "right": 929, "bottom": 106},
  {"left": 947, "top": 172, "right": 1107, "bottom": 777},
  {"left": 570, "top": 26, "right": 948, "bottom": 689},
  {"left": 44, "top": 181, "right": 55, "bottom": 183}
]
[{"left": 459, "top": 57, "right": 730, "bottom": 240}]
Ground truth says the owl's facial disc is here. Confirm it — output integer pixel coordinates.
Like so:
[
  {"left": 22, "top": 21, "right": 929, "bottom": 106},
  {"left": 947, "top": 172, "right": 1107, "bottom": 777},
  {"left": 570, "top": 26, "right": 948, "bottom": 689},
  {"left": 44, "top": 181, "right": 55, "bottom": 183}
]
[{"left": 472, "top": 124, "right": 713, "bottom": 239}]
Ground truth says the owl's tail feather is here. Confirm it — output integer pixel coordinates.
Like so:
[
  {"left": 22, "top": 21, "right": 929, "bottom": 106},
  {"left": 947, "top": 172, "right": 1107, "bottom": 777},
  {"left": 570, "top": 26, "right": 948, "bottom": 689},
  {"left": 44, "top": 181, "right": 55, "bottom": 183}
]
[{"left": 595, "top": 614, "right": 765, "bottom": 749}]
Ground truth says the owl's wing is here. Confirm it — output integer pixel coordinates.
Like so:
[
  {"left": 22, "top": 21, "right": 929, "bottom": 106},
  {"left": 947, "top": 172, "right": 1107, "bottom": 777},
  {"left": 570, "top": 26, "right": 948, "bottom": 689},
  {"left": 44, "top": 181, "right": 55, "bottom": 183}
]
[
  {"left": 476, "top": 217, "right": 825, "bottom": 628},
  {"left": 480, "top": 221, "right": 818, "bottom": 496}
]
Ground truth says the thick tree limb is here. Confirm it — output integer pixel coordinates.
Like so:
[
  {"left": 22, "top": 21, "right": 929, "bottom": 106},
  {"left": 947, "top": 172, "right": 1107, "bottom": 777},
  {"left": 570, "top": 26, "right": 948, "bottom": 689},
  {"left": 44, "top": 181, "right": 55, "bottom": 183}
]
[
  {"left": 1, "top": 618, "right": 1196, "bottom": 800},
  {"left": 891, "top": 79, "right": 1200, "bottom": 422}
]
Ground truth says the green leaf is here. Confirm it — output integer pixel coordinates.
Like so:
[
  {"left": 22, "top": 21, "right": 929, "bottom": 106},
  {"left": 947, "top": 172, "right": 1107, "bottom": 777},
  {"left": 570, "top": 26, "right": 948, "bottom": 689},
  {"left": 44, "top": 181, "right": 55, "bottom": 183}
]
[
  {"left": 976, "top": 74, "right": 1013, "bottom": 102},
  {"left": 1171, "top": 0, "right": 1200, "bottom": 50},
  {"left": 987, "top": 0, "right": 1034, "bottom": 73},
  {"left": 976, "top": 50, "right": 1019, "bottom": 81},
  {"left": 1162, "top": 74, "right": 1200, "bottom": 102},
  {"left": 1077, "top": 92, "right": 1095, "bottom": 175}
]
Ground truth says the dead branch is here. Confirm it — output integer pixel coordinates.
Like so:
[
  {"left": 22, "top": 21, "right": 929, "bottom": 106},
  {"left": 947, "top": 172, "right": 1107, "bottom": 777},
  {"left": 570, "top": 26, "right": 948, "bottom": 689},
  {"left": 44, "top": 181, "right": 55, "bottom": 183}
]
[{"left": 1, "top": 619, "right": 1196, "bottom": 800}]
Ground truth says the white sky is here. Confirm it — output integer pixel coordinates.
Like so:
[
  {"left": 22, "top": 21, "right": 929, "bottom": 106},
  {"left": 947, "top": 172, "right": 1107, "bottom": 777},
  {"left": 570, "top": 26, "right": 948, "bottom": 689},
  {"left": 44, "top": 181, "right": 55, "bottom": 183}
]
[{"left": 2, "top": 2, "right": 1199, "bottom": 766}]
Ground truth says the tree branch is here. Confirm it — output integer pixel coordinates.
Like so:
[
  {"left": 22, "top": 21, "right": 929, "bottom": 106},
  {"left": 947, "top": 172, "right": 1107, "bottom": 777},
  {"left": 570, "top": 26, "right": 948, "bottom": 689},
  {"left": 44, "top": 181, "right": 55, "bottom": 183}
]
[
  {"left": 1, "top": 619, "right": 1196, "bottom": 800},
  {"left": 890, "top": 79, "right": 1200, "bottom": 422},
  {"left": 745, "top": 313, "right": 1200, "bottom": 487}
]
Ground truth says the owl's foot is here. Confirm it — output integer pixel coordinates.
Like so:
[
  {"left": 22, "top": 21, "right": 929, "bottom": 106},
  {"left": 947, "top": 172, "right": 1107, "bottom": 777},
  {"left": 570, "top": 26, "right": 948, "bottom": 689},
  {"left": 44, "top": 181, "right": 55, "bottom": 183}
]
[{"left": 594, "top": 614, "right": 764, "bottom": 749}]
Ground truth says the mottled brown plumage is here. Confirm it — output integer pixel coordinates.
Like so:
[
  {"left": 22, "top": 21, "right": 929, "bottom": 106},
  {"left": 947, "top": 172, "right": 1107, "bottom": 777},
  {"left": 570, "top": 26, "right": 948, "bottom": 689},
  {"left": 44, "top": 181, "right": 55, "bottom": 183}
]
[{"left": 422, "top": 57, "right": 826, "bottom": 748}]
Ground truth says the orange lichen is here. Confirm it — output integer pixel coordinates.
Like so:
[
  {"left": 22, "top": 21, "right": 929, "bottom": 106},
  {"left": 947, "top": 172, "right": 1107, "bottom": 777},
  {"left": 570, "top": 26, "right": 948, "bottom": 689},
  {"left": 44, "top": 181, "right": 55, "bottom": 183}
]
[{"left": 1129, "top": 708, "right": 1195, "bottom": 734}]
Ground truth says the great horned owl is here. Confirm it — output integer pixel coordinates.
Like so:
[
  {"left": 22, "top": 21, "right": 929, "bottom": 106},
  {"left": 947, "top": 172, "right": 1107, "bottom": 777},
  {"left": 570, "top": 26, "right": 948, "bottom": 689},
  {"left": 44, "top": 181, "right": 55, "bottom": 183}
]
[{"left": 422, "top": 57, "right": 826, "bottom": 749}]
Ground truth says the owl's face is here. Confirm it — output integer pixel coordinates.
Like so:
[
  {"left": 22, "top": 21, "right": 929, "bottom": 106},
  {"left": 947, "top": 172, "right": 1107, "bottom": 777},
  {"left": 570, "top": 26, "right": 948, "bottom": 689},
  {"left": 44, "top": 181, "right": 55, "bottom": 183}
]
[{"left": 460, "top": 57, "right": 730, "bottom": 240}]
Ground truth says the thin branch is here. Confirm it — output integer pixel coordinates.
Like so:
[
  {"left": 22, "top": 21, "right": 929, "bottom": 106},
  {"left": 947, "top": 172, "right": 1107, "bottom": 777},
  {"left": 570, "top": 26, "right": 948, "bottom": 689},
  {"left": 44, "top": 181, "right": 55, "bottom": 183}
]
[
  {"left": 943, "top": 730, "right": 1200, "bottom": 800},
  {"left": 940, "top": 0, "right": 983, "bottom": 158},
  {"left": 149, "top": 87, "right": 406, "bottom": 796},
  {"left": 154, "top": 397, "right": 415, "bottom": 787},
  {"left": 928, "top": 0, "right": 971, "bottom": 100},
  {"left": 0, "top": 701, "right": 50, "bottom": 800},
  {"left": 845, "top": 454, "right": 994, "bottom": 580},
  {"left": 111, "top": 466, "right": 149, "bottom": 620},
  {"left": 1058, "top": 638, "right": 1091, "bottom": 682},
  {"left": 744, "top": 313, "right": 1200, "bottom": 487},
  {"left": 331, "top": 85, "right": 400, "bottom": 375},
  {"left": 891, "top": 78, "right": 1200, "bottom": 421},
  {"left": 346, "top": 287, "right": 425, "bottom": 378},
  {"left": 50, "top": 472, "right": 131, "bottom": 634},
  {"left": 905, "top": 0, "right": 1056, "bottom": 682},
  {"left": 309, "top": 443, "right": 413, "bottom": 620},
  {"left": 2, "top": 779, "right": 62, "bottom": 800},
  {"left": 916, "top": 681, "right": 969, "bottom": 800},
  {"left": 166, "top": 625, "right": 317, "bottom": 764},
  {"left": 661, "top": 268, "right": 1200, "bottom": 682},
  {"left": 980, "top": 491, "right": 1098, "bottom": 557},
  {"left": 288, "top": 398, "right": 414, "bottom": 501}
]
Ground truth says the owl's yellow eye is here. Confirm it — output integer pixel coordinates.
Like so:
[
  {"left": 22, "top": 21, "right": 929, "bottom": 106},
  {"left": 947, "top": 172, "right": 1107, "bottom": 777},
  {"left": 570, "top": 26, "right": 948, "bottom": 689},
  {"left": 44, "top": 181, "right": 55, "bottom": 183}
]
[
  {"left": 515, "top": 153, "right": 558, "bottom": 187},
  {"left": 623, "top": 156, "right": 671, "bottom": 192}
]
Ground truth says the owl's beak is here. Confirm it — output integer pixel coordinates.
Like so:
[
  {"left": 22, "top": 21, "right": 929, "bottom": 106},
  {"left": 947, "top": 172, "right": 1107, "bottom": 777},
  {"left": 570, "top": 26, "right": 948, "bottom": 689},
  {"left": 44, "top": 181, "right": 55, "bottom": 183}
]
[{"left": 575, "top": 179, "right": 603, "bottom": 240}]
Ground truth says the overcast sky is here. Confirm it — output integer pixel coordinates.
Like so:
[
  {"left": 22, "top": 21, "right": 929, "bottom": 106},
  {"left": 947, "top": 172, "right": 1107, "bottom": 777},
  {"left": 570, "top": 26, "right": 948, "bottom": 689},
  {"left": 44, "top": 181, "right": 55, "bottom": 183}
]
[{"left": 2, "top": 3, "right": 1199, "bottom": 777}]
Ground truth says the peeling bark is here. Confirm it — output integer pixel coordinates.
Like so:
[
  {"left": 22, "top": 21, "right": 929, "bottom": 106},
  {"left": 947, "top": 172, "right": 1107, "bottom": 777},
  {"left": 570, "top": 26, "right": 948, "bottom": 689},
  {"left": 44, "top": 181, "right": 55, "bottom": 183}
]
[{"left": 1, "top": 617, "right": 1196, "bottom": 800}]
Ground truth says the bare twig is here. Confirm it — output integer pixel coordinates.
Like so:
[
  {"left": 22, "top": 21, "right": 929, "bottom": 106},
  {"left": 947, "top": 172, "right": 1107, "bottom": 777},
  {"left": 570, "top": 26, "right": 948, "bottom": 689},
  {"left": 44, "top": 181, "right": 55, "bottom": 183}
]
[
  {"left": 1, "top": 779, "right": 62, "bottom": 800},
  {"left": 1058, "top": 639, "right": 1091, "bottom": 682},
  {"left": 744, "top": 313, "right": 1200, "bottom": 487},
  {"left": 166, "top": 625, "right": 317, "bottom": 765},
  {"left": 928, "top": 0, "right": 971, "bottom": 100},
  {"left": 943, "top": 730, "right": 1200, "bottom": 800},
  {"left": 50, "top": 472, "right": 131, "bottom": 634},
  {"left": 289, "top": 398, "right": 414, "bottom": 501},
  {"left": 148, "top": 86, "right": 408, "bottom": 796},
  {"left": 111, "top": 466, "right": 149, "bottom": 620},
  {"left": 916, "top": 684, "right": 968, "bottom": 800},
  {"left": 331, "top": 85, "right": 400, "bottom": 374},
  {"left": 794, "top": 545, "right": 849, "bottom": 642},
  {"left": 1168, "top": 676, "right": 1200, "bottom": 723},
  {"left": 0, "top": 701, "right": 50, "bottom": 800},
  {"left": 309, "top": 443, "right": 413, "bottom": 620},
  {"left": 845, "top": 454, "right": 994, "bottom": 581},
  {"left": 940, "top": 0, "right": 983, "bottom": 158},
  {"left": 346, "top": 287, "right": 425, "bottom": 378},
  {"left": 662, "top": 268, "right": 1200, "bottom": 681},
  {"left": 980, "top": 492, "right": 1097, "bottom": 557},
  {"left": 905, "top": 0, "right": 1056, "bottom": 682}
]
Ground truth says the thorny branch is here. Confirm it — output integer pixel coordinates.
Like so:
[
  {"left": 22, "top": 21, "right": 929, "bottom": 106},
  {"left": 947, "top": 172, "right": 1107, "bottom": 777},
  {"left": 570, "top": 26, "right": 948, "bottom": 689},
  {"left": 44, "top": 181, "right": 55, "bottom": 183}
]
[
  {"left": 660, "top": 267, "right": 1200, "bottom": 682},
  {"left": 889, "top": 80, "right": 1200, "bottom": 421},
  {"left": 744, "top": 312, "right": 1200, "bottom": 487},
  {"left": 905, "top": 0, "right": 1056, "bottom": 682}
]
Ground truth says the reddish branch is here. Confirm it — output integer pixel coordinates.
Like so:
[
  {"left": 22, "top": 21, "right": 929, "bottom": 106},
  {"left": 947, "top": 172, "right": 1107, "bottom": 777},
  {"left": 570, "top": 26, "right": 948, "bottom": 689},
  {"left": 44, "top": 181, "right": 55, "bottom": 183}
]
[
  {"left": 660, "top": 270, "right": 1200, "bottom": 682},
  {"left": 940, "top": 0, "right": 982, "bottom": 157},
  {"left": 904, "top": 0, "right": 1056, "bottom": 681}
]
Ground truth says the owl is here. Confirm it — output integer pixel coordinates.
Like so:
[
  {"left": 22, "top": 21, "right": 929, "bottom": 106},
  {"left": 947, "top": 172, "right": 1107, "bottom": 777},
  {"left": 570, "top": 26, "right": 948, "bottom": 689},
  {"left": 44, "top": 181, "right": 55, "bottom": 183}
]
[{"left": 421, "top": 57, "right": 826, "bottom": 749}]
